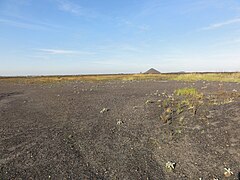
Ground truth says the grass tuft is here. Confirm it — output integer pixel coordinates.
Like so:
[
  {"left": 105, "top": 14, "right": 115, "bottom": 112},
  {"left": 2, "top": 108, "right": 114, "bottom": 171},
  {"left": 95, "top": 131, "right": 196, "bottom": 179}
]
[{"left": 175, "top": 88, "right": 198, "bottom": 96}]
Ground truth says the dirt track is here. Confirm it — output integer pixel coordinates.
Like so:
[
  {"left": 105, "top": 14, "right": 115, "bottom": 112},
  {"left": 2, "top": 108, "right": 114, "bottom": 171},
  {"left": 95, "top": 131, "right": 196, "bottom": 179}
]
[{"left": 0, "top": 80, "right": 239, "bottom": 179}]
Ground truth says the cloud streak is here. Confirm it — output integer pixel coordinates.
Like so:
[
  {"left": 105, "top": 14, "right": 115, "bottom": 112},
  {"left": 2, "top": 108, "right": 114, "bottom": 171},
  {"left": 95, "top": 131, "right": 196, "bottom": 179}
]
[
  {"left": 57, "top": 0, "right": 82, "bottom": 15},
  {"left": 201, "top": 18, "right": 240, "bottom": 30},
  {"left": 118, "top": 18, "right": 150, "bottom": 32},
  {"left": 0, "top": 18, "right": 51, "bottom": 30},
  {"left": 211, "top": 38, "right": 240, "bottom": 47},
  {"left": 0, "top": 16, "right": 67, "bottom": 31},
  {"left": 37, "top": 49, "right": 94, "bottom": 55},
  {"left": 56, "top": 0, "right": 97, "bottom": 18}
]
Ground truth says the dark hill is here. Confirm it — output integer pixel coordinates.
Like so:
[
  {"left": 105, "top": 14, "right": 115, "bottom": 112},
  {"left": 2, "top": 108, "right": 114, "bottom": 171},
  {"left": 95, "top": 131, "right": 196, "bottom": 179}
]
[{"left": 144, "top": 68, "right": 161, "bottom": 74}]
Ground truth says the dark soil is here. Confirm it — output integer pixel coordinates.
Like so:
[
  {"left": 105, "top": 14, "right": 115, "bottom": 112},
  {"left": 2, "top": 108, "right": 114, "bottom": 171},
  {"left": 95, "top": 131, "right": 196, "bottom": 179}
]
[{"left": 0, "top": 80, "right": 239, "bottom": 179}]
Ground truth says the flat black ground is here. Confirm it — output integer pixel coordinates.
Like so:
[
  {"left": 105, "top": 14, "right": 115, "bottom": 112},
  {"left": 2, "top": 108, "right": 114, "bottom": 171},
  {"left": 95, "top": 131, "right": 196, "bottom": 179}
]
[{"left": 0, "top": 80, "right": 239, "bottom": 179}]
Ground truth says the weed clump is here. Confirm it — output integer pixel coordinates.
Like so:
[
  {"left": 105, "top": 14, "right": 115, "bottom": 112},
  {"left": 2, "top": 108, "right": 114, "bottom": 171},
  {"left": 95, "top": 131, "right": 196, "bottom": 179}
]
[
  {"left": 175, "top": 88, "right": 197, "bottom": 96},
  {"left": 158, "top": 88, "right": 204, "bottom": 124}
]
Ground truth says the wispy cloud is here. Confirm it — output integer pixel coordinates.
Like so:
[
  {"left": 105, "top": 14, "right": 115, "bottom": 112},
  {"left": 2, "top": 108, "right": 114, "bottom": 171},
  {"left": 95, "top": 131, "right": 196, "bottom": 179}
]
[
  {"left": 0, "top": 18, "right": 52, "bottom": 30},
  {"left": 56, "top": 0, "right": 97, "bottom": 18},
  {"left": 37, "top": 48, "right": 94, "bottom": 55},
  {"left": 201, "top": 18, "right": 240, "bottom": 30},
  {"left": 181, "top": 0, "right": 240, "bottom": 14},
  {"left": 57, "top": 0, "right": 81, "bottom": 15},
  {"left": 0, "top": 0, "right": 64, "bottom": 31},
  {"left": 117, "top": 18, "right": 150, "bottom": 32},
  {"left": 96, "top": 43, "right": 142, "bottom": 53},
  {"left": 211, "top": 38, "right": 240, "bottom": 47}
]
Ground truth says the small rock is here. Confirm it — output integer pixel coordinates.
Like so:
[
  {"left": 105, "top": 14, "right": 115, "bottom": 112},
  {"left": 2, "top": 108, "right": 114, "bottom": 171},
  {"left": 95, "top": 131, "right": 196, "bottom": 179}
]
[
  {"left": 100, "top": 108, "right": 110, "bottom": 114},
  {"left": 165, "top": 161, "right": 176, "bottom": 171},
  {"left": 145, "top": 100, "right": 154, "bottom": 104},
  {"left": 68, "top": 135, "right": 73, "bottom": 139},
  {"left": 224, "top": 168, "right": 233, "bottom": 177},
  {"left": 179, "top": 116, "right": 184, "bottom": 122},
  {"left": 117, "top": 120, "right": 123, "bottom": 125}
]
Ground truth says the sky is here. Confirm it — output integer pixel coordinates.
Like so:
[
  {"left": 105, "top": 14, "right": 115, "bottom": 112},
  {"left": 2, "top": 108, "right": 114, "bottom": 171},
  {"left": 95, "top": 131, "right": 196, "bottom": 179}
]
[{"left": 0, "top": 0, "right": 240, "bottom": 76}]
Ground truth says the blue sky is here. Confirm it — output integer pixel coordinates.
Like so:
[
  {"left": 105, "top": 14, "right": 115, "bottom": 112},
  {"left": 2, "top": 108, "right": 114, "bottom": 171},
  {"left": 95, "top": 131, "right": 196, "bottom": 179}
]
[{"left": 0, "top": 0, "right": 240, "bottom": 75}]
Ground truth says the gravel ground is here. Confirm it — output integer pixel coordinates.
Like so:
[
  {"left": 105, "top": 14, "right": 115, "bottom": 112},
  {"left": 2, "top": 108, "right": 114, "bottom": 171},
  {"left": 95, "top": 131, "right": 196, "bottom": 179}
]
[{"left": 0, "top": 80, "right": 239, "bottom": 179}]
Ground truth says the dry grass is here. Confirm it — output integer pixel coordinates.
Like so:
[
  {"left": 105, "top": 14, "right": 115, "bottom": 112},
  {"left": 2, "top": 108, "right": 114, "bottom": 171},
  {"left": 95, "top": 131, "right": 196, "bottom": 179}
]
[
  {"left": 174, "top": 88, "right": 203, "bottom": 99},
  {"left": 0, "top": 74, "right": 173, "bottom": 84},
  {"left": 0, "top": 73, "right": 239, "bottom": 84},
  {"left": 171, "top": 73, "right": 240, "bottom": 82}
]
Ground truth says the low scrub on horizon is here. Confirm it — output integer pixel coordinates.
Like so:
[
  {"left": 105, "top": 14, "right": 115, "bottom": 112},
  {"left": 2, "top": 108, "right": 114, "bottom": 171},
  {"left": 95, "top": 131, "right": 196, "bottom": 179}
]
[{"left": 0, "top": 72, "right": 240, "bottom": 83}]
